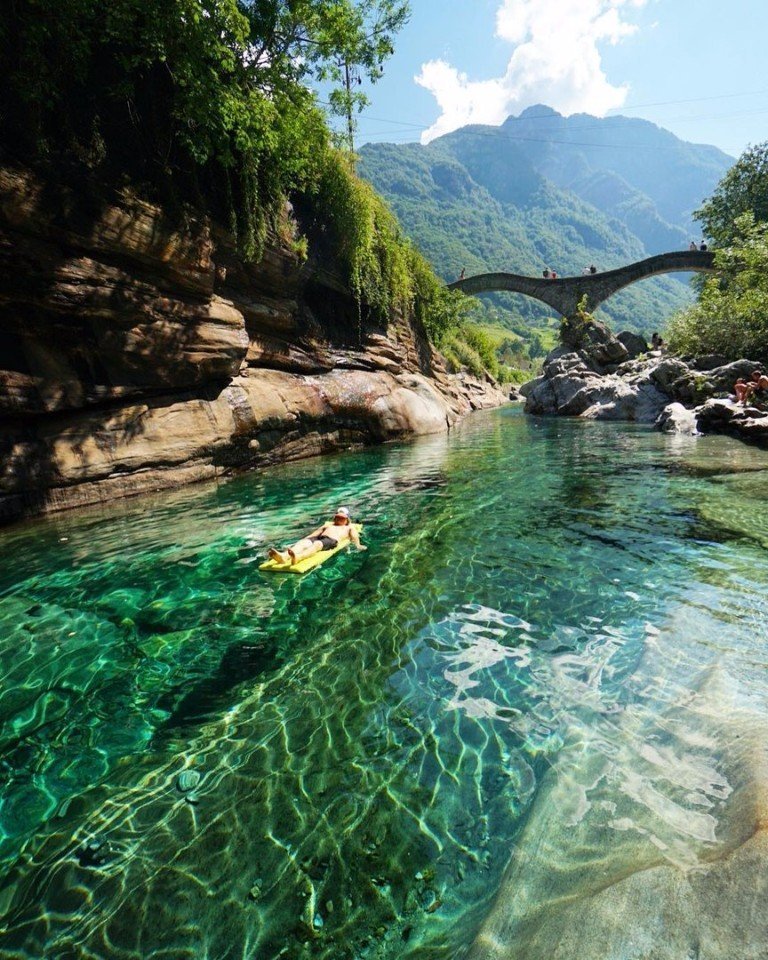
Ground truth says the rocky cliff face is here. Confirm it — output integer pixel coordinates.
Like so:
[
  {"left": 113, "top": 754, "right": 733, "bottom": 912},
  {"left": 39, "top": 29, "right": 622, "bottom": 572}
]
[{"left": 0, "top": 167, "right": 506, "bottom": 523}]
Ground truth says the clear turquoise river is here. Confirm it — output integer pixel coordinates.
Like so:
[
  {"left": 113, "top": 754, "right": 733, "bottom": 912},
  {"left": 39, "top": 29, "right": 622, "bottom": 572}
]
[{"left": 1, "top": 407, "right": 768, "bottom": 958}]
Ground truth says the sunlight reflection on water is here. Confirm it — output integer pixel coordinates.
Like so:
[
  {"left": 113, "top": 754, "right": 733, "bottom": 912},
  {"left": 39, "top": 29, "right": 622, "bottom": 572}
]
[{"left": 1, "top": 410, "right": 768, "bottom": 958}]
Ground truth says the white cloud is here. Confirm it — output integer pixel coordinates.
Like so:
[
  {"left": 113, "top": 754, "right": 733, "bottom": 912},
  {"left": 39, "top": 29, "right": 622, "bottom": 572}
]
[{"left": 415, "top": 0, "right": 648, "bottom": 143}]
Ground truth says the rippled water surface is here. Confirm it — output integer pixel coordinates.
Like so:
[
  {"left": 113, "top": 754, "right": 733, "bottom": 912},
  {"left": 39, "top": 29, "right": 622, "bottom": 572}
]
[{"left": 1, "top": 407, "right": 768, "bottom": 958}]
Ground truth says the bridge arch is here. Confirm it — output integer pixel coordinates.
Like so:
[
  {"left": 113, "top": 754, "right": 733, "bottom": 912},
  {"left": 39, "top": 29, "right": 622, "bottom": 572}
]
[{"left": 447, "top": 250, "right": 715, "bottom": 317}]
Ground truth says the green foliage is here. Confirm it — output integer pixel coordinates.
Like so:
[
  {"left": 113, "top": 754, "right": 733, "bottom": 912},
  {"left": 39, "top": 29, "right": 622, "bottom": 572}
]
[
  {"left": 674, "top": 143, "right": 768, "bottom": 361},
  {"left": 442, "top": 334, "right": 487, "bottom": 380},
  {"left": 526, "top": 331, "right": 546, "bottom": 359},
  {"left": 0, "top": 0, "right": 407, "bottom": 258},
  {"left": 315, "top": 150, "right": 410, "bottom": 317},
  {"left": 2, "top": 0, "right": 490, "bottom": 355},
  {"left": 410, "top": 257, "right": 473, "bottom": 344},
  {"left": 457, "top": 324, "right": 499, "bottom": 378},
  {"left": 667, "top": 213, "right": 768, "bottom": 362},
  {"left": 498, "top": 366, "right": 530, "bottom": 385},
  {"left": 695, "top": 142, "right": 768, "bottom": 246},
  {"left": 559, "top": 294, "right": 593, "bottom": 345},
  {"left": 311, "top": 150, "right": 470, "bottom": 339},
  {"left": 440, "top": 323, "right": 507, "bottom": 380}
]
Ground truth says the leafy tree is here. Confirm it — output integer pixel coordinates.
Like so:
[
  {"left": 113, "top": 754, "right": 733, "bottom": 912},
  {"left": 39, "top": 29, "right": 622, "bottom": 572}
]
[
  {"left": 0, "top": 0, "right": 408, "bottom": 254},
  {"left": 667, "top": 213, "right": 768, "bottom": 361},
  {"left": 527, "top": 331, "right": 546, "bottom": 359},
  {"left": 0, "top": 0, "right": 488, "bottom": 357},
  {"left": 695, "top": 142, "right": 768, "bottom": 246},
  {"left": 306, "top": 0, "right": 410, "bottom": 150}
]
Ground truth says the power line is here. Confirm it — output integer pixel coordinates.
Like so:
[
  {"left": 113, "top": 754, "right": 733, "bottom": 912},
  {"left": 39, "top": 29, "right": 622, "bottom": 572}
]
[
  {"left": 345, "top": 87, "right": 768, "bottom": 133},
  {"left": 357, "top": 107, "right": 768, "bottom": 143}
]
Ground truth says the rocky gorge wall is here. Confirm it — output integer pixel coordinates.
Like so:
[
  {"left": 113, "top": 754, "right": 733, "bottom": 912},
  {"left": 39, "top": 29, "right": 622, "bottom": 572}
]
[{"left": 0, "top": 167, "right": 506, "bottom": 523}]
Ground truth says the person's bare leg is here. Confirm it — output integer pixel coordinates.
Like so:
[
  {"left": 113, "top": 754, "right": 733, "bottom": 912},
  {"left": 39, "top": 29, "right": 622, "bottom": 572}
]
[
  {"left": 288, "top": 538, "right": 325, "bottom": 563},
  {"left": 269, "top": 537, "right": 326, "bottom": 564},
  {"left": 268, "top": 547, "right": 291, "bottom": 563}
]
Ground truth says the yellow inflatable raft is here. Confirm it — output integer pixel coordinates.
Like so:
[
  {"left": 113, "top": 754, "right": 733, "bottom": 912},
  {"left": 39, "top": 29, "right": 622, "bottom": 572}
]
[{"left": 259, "top": 524, "right": 363, "bottom": 574}]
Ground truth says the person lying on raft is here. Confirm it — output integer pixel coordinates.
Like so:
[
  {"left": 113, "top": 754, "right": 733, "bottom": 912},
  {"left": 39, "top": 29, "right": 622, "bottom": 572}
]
[{"left": 267, "top": 507, "right": 365, "bottom": 565}]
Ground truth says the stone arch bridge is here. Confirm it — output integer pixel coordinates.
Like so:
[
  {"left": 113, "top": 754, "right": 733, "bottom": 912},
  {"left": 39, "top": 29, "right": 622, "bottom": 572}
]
[{"left": 447, "top": 250, "right": 715, "bottom": 317}]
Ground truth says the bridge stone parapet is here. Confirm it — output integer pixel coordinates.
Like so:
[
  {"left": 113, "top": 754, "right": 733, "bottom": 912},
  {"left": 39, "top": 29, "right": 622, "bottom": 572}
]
[{"left": 448, "top": 250, "right": 715, "bottom": 318}]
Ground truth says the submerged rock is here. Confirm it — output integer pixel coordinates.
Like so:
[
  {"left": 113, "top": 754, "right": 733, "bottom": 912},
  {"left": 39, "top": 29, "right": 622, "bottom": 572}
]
[
  {"left": 468, "top": 667, "right": 768, "bottom": 960},
  {"left": 176, "top": 770, "right": 201, "bottom": 794}
]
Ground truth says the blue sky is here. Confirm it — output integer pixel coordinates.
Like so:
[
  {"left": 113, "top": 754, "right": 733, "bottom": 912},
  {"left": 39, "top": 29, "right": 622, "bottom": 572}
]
[{"left": 331, "top": 0, "right": 767, "bottom": 158}]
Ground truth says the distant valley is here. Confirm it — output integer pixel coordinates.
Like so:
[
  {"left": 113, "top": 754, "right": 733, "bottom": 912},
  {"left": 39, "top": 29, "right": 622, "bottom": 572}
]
[{"left": 358, "top": 105, "right": 733, "bottom": 354}]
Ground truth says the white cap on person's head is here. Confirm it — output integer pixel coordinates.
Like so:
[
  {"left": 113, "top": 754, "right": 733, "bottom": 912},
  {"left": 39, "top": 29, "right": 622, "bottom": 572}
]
[{"left": 335, "top": 506, "right": 350, "bottom": 518}]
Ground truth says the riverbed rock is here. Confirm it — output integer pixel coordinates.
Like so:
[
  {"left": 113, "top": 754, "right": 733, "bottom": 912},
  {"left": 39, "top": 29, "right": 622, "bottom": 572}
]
[
  {"left": 521, "top": 321, "right": 768, "bottom": 445},
  {"left": 0, "top": 166, "right": 507, "bottom": 521},
  {"left": 655, "top": 402, "right": 699, "bottom": 434},
  {"left": 468, "top": 666, "right": 768, "bottom": 960},
  {"left": 617, "top": 330, "right": 648, "bottom": 359}
]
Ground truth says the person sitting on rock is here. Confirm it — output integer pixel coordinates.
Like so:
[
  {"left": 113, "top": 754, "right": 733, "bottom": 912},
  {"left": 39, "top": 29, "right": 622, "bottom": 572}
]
[
  {"left": 267, "top": 507, "right": 364, "bottom": 565},
  {"left": 542, "top": 268, "right": 551, "bottom": 279},
  {"left": 739, "top": 370, "right": 768, "bottom": 405},
  {"left": 651, "top": 332, "right": 663, "bottom": 350},
  {"left": 734, "top": 377, "right": 751, "bottom": 403},
  {"left": 589, "top": 264, "right": 597, "bottom": 274}
]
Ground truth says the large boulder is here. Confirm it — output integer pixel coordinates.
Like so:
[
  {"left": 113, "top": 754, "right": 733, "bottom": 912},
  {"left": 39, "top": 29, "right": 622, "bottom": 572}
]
[
  {"left": 691, "top": 354, "right": 729, "bottom": 371},
  {"left": 617, "top": 330, "right": 648, "bottom": 360},
  {"left": 525, "top": 350, "right": 671, "bottom": 423},
  {"left": 693, "top": 397, "right": 768, "bottom": 447},
  {"left": 560, "top": 316, "right": 629, "bottom": 372},
  {"left": 704, "top": 359, "right": 762, "bottom": 394},
  {"left": 656, "top": 402, "right": 699, "bottom": 434},
  {"left": 649, "top": 357, "right": 691, "bottom": 393},
  {"left": 518, "top": 375, "right": 545, "bottom": 399},
  {"left": 580, "top": 382, "right": 669, "bottom": 422}
]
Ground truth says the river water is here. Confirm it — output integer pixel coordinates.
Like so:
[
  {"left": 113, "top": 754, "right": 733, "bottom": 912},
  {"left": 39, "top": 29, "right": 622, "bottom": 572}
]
[{"left": 1, "top": 407, "right": 767, "bottom": 958}]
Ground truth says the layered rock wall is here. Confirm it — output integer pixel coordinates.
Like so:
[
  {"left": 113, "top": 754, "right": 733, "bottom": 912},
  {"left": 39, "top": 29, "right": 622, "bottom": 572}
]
[{"left": 0, "top": 168, "right": 505, "bottom": 522}]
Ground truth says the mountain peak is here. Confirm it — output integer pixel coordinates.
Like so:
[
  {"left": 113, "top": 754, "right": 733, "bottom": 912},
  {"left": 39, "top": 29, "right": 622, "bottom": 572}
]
[{"left": 510, "top": 104, "right": 562, "bottom": 122}]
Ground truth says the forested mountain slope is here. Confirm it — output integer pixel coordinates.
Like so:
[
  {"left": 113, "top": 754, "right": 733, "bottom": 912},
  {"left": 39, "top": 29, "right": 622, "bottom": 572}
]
[{"left": 359, "top": 106, "right": 733, "bottom": 336}]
